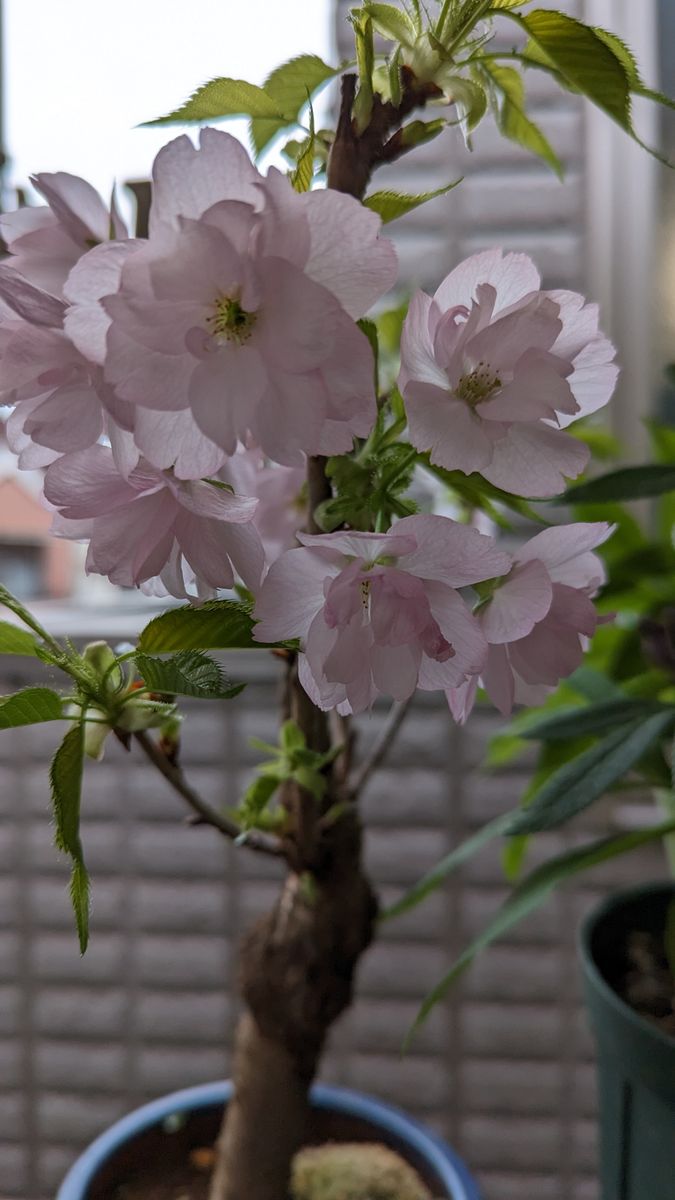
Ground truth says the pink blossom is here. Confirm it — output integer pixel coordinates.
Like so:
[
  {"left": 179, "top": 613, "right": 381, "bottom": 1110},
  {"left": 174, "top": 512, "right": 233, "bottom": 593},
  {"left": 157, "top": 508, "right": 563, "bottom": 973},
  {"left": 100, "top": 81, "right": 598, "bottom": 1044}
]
[
  {"left": 447, "top": 522, "right": 613, "bottom": 721},
  {"left": 44, "top": 445, "right": 265, "bottom": 600},
  {"left": 399, "top": 249, "right": 618, "bottom": 498},
  {"left": 0, "top": 172, "right": 127, "bottom": 297},
  {"left": 253, "top": 514, "right": 511, "bottom": 713},
  {"left": 0, "top": 268, "right": 129, "bottom": 466},
  {"left": 221, "top": 448, "right": 306, "bottom": 563},
  {"left": 81, "top": 130, "right": 396, "bottom": 469}
]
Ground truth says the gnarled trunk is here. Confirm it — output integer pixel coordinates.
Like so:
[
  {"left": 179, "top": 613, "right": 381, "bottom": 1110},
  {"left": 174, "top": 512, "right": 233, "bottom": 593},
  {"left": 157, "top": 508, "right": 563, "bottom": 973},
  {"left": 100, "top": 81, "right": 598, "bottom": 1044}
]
[{"left": 208, "top": 811, "right": 377, "bottom": 1200}]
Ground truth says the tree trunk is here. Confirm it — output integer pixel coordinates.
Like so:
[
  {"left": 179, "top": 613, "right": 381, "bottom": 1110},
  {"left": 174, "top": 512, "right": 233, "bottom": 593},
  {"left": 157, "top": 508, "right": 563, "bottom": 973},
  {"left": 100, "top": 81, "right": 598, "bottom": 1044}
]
[
  {"left": 209, "top": 812, "right": 377, "bottom": 1200},
  {"left": 207, "top": 68, "right": 428, "bottom": 1200}
]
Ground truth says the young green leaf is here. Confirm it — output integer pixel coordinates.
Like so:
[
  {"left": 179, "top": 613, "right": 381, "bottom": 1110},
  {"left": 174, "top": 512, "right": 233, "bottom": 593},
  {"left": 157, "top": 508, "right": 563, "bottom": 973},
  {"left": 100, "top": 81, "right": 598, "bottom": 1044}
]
[
  {"left": 516, "top": 10, "right": 632, "bottom": 129},
  {"left": 479, "top": 62, "right": 562, "bottom": 175},
  {"left": 507, "top": 710, "right": 675, "bottom": 835},
  {"left": 408, "top": 817, "right": 675, "bottom": 1039},
  {"left": 50, "top": 724, "right": 90, "bottom": 953},
  {"left": 250, "top": 54, "right": 340, "bottom": 156},
  {"left": 397, "top": 118, "right": 448, "bottom": 151},
  {"left": 362, "top": 2, "right": 417, "bottom": 48},
  {"left": 0, "top": 621, "right": 39, "bottom": 657},
  {"left": 363, "top": 179, "right": 462, "bottom": 223},
  {"left": 0, "top": 687, "right": 64, "bottom": 730},
  {"left": 143, "top": 78, "right": 284, "bottom": 126},
  {"left": 134, "top": 650, "right": 244, "bottom": 700},
  {"left": 138, "top": 600, "right": 262, "bottom": 653},
  {"left": 353, "top": 12, "right": 375, "bottom": 134},
  {"left": 554, "top": 465, "right": 675, "bottom": 505}
]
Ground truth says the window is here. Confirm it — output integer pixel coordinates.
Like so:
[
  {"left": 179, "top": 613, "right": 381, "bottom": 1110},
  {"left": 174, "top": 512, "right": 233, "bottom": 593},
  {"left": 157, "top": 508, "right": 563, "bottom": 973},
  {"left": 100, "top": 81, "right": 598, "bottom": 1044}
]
[{"left": 0, "top": 541, "right": 44, "bottom": 598}]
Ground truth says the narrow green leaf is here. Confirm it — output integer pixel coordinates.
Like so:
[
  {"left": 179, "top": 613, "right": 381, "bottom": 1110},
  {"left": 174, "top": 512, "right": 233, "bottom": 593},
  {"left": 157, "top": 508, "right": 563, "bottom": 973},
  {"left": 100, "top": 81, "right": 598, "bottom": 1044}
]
[
  {"left": 0, "top": 621, "right": 39, "bottom": 657},
  {"left": 409, "top": 818, "right": 675, "bottom": 1040},
  {"left": 364, "top": 180, "right": 462, "bottom": 223},
  {"left": 50, "top": 724, "right": 90, "bottom": 953},
  {"left": 353, "top": 12, "right": 375, "bottom": 134},
  {"left": 362, "top": 2, "right": 417, "bottom": 47},
  {"left": 0, "top": 687, "right": 63, "bottom": 730},
  {"left": 250, "top": 54, "right": 340, "bottom": 156},
  {"left": 138, "top": 601, "right": 260, "bottom": 653},
  {"left": 555, "top": 465, "right": 675, "bottom": 505},
  {"left": 383, "top": 813, "right": 514, "bottom": 920},
  {"left": 134, "top": 650, "right": 243, "bottom": 699},
  {"left": 520, "top": 698, "right": 670, "bottom": 743},
  {"left": 480, "top": 62, "right": 562, "bottom": 175},
  {"left": 144, "top": 78, "right": 284, "bottom": 126},
  {"left": 508, "top": 711, "right": 675, "bottom": 836}
]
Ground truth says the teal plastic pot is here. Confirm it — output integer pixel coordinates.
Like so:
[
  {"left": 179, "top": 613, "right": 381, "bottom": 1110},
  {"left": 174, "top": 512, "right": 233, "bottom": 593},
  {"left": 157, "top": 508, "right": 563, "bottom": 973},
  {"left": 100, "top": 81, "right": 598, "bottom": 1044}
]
[
  {"left": 580, "top": 883, "right": 675, "bottom": 1200},
  {"left": 57, "top": 1081, "right": 481, "bottom": 1199}
]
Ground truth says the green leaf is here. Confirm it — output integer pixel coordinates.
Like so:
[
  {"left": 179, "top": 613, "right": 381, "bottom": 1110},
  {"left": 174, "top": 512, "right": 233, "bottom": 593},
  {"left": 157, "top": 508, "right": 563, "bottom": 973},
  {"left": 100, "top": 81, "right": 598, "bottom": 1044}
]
[
  {"left": 281, "top": 720, "right": 306, "bottom": 754},
  {"left": 383, "top": 812, "right": 514, "bottom": 920},
  {"left": 362, "top": 2, "right": 417, "bottom": 47},
  {"left": 363, "top": 180, "right": 462, "bottom": 223},
  {"left": 250, "top": 54, "right": 340, "bottom": 156},
  {"left": 409, "top": 817, "right": 675, "bottom": 1039},
  {"left": 520, "top": 697, "right": 670, "bottom": 743},
  {"left": 138, "top": 600, "right": 263, "bottom": 653},
  {"left": 518, "top": 10, "right": 631, "bottom": 129},
  {"left": 144, "top": 78, "right": 284, "bottom": 126},
  {"left": 134, "top": 650, "right": 243, "bottom": 699},
  {"left": 555, "top": 465, "right": 675, "bottom": 505},
  {"left": 445, "top": 76, "right": 488, "bottom": 134},
  {"left": 508, "top": 711, "right": 675, "bottom": 835},
  {"left": 398, "top": 118, "right": 448, "bottom": 151},
  {"left": 353, "top": 12, "right": 375, "bottom": 133},
  {"left": 0, "top": 687, "right": 63, "bottom": 730},
  {"left": 50, "top": 724, "right": 90, "bottom": 953},
  {"left": 480, "top": 62, "right": 562, "bottom": 175},
  {"left": 0, "top": 620, "right": 39, "bottom": 657}
]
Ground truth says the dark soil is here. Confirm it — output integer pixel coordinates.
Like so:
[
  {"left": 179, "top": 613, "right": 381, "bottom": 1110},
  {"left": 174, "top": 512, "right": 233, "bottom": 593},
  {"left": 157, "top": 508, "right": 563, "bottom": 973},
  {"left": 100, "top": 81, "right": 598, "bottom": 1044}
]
[
  {"left": 87, "top": 1104, "right": 447, "bottom": 1200},
  {"left": 620, "top": 928, "right": 675, "bottom": 1037}
]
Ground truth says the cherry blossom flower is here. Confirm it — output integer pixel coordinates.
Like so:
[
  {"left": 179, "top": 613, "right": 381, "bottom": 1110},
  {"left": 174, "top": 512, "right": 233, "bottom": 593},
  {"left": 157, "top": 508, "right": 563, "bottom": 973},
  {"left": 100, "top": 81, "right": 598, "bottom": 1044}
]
[
  {"left": 44, "top": 445, "right": 265, "bottom": 600},
  {"left": 81, "top": 130, "right": 396, "bottom": 469},
  {"left": 0, "top": 267, "right": 127, "bottom": 466},
  {"left": 0, "top": 171, "right": 127, "bottom": 297},
  {"left": 253, "top": 514, "right": 511, "bottom": 713},
  {"left": 447, "top": 522, "right": 613, "bottom": 721},
  {"left": 399, "top": 249, "right": 618, "bottom": 498}
]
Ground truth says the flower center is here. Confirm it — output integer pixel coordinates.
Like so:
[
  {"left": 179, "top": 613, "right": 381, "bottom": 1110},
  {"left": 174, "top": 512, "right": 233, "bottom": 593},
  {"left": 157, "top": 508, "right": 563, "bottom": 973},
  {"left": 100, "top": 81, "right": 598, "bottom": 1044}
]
[
  {"left": 360, "top": 578, "right": 371, "bottom": 609},
  {"left": 207, "top": 295, "right": 257, "bottom": 345},
  {"left": 456, "top": 361, "right": 501, "bottom": 407}
]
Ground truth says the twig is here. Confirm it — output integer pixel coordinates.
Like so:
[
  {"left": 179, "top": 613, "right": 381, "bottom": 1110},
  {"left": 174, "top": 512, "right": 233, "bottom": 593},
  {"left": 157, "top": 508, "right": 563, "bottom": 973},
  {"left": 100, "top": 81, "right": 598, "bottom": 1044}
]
[
  {"left": 348, "top": 698, "right": 413, "bottom": 799},
  {"left": 134, "top": 730, "right": 284, "bottom": 858}
]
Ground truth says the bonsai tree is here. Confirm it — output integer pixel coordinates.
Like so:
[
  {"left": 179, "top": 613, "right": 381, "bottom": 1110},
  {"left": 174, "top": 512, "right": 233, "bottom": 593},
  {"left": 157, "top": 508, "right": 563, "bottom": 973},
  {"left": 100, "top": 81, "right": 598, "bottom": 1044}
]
[{"left": 0, "top": 3, "right": 673, "bottom": 1198}]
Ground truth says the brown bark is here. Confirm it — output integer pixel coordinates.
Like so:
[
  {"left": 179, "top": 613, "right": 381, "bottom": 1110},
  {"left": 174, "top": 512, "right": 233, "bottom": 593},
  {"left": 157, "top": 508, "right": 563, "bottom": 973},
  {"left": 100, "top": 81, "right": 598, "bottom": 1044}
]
[{"left": 208, "top": 65, "right": 435, "bottom": 1200}]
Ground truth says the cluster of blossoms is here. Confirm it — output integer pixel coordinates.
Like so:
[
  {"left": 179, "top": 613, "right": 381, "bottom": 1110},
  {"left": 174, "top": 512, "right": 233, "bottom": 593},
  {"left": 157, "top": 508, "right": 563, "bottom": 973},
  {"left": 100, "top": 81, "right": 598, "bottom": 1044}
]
[{"left": 0, "top": 129, "right": 617, "bottom": 717}]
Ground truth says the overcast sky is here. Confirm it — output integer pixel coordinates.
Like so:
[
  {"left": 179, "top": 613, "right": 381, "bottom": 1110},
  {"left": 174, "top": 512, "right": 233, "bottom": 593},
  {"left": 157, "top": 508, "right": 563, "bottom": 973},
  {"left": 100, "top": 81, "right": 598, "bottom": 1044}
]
[{"left": 4, "top": 0, "right": 333, "bottom": 203}]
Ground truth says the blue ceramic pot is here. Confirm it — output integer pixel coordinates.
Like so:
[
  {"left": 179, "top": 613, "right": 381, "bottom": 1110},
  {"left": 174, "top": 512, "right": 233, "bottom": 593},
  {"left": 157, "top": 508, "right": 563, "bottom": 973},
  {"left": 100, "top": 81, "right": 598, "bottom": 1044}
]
[{"left": 57, "top": 1080, "right": 481, "bottom": 1199}]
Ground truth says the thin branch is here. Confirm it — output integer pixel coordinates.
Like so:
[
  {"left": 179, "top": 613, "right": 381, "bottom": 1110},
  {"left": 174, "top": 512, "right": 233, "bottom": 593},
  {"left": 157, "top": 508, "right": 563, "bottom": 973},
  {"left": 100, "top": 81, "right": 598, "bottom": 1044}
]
[
  {"left": 134, "top": 730, "right": 284, "bottom": 858},
  {"left": 348, "top": 698, "right": 414, "bottom": 799}
]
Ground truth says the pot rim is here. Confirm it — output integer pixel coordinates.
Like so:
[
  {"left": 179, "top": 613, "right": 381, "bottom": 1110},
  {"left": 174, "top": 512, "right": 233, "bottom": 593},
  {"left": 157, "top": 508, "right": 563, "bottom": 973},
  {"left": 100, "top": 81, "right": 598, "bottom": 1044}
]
[
  {"left": 56, "top": 1080, "right": 479, "bottom": 1200},
  {"left": 578, "top": 879, "right": 675, "bottom": 1053}
]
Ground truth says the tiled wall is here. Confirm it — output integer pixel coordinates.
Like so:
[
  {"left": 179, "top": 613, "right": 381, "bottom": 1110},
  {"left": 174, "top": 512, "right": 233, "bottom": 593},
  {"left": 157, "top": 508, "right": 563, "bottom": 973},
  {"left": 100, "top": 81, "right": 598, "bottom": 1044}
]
[{"left": 0, "top": 648, "right": 665, "bottom": 1199}]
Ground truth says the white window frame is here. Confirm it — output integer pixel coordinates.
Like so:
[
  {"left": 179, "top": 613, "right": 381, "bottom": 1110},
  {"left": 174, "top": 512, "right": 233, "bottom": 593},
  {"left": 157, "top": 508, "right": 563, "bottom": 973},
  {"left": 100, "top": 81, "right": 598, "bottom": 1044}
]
[{"left": 583, "top": 0, "right": 660, "bottom": 456}]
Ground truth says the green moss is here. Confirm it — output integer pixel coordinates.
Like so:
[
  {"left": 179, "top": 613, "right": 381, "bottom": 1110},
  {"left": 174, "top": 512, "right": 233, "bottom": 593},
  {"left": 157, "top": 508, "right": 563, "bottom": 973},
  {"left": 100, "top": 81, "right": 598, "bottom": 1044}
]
[{"left": 291, "top": 1142, "right": 432, "bottom": 1200}]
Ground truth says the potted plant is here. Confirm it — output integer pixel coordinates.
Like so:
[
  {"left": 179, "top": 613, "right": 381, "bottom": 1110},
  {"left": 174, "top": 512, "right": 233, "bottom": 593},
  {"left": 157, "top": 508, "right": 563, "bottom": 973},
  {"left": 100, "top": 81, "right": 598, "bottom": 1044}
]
[
  {"left": 0, "top": 4, "right": 673, "bottom": 1198},
  {"left": 402, "top": 427, "right": 675, "bottom": 1200}
]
